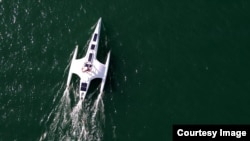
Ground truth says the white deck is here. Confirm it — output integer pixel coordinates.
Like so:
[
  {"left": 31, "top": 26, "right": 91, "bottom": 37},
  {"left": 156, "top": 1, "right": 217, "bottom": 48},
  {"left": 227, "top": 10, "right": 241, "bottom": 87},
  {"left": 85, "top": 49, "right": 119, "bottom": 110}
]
[{"left": 66, "top": 18, "right": 111, "bottom": 101}]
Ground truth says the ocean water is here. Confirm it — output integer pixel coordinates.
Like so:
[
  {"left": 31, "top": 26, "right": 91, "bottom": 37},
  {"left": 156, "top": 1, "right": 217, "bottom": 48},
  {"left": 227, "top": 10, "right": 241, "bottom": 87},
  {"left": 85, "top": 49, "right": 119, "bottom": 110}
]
[{"left": 1, "top": 0, "right": 250, "bottom": 141}]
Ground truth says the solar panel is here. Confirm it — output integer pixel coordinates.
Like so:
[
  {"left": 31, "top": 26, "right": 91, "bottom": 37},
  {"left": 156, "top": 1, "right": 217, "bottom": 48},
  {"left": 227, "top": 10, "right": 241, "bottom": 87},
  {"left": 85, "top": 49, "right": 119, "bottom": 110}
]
[
  {"left": 93, "top": 33, "right": 98, "bottom": 41},
  {"left": 91, "top": 44, "right": 95, "bottom": 50},
  {"left": 81, "top": 83, "right": 87, "bottom": 91},
  {"left": 81, "top": 83, "right": 87, "bottom": 87},
  {"left": 88, "top": 53, "right": 93, "bottom": 61},
  {"left": 81, "top": 87, "right": 87, "bottom": 91}
]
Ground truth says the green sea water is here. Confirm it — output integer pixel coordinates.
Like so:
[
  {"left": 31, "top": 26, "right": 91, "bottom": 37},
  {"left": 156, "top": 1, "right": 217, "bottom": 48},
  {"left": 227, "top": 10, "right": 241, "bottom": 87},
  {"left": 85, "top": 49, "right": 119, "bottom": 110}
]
[{"left": 1, "top": 0, "right": 250, "bottom": 141}]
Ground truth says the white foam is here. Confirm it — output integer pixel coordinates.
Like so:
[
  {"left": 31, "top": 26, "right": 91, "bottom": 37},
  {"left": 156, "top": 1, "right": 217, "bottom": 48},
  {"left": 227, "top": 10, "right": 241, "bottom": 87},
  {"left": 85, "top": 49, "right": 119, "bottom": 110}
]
[{"left": 40, "top": 57, "right": 106, "bottom": 140}]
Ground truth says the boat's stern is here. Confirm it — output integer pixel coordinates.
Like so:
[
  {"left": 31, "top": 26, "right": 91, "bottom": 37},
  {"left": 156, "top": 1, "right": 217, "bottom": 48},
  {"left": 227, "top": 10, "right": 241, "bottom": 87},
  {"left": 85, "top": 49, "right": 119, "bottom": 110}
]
[{"left": 79, "top": 80, "right": 90, "bottom": 101}]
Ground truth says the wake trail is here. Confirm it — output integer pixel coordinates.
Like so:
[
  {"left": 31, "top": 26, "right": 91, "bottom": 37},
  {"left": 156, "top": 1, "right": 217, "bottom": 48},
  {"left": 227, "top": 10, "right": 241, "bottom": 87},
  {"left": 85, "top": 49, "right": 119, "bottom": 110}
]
[
  {"left": 50, "top": 88, "right": 71, "bottom": 131},
  {"left": 69, "top": 99, "right": 88, "bottom": 140},
  {"left": 92, "top": 92, "right": 105, "bottom": 122},
  {"left": 40, "top": 88, "right": 71, "bottom": 141},
  {"left": 40, "top": 85, "right": 106, "bottom": 141},
  {"left": 88, "top": 92, "right": 105, "bottom": 141}
]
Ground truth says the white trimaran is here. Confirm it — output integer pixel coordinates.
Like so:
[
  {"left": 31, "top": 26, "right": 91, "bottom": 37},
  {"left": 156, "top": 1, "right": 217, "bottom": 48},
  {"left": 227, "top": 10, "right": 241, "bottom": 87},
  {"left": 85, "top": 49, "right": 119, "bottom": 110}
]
[{"left": 66, "top": 18, "right": 111, "bottom": 102}]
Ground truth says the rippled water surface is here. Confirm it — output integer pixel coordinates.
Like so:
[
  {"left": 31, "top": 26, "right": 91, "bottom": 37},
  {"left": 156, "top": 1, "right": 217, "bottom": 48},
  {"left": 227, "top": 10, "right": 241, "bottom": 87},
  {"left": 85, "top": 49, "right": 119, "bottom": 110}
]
[{"left": 1, "top": 0, "right": 250, "bottom": 141}]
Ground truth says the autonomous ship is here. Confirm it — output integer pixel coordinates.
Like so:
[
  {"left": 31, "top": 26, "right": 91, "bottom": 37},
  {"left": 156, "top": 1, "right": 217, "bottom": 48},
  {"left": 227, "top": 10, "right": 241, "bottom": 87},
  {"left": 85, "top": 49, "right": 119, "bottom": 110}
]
[{"left": 66, "top": 18, "right": 111, "bottom": 101}]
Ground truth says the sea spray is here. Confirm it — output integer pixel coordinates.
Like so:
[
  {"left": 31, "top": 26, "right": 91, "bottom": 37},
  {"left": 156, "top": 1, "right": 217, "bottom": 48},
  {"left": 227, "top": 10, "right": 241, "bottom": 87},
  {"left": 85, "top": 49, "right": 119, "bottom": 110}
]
[
  {"left": 69, "top": 100, "right": 88, "bottom": 140},
  {"left": 40, "top": 85, "right": 106, "bottom": 141},
  {"left": 39, "top": 88, "right": 71, "bottom": 141},
  {"left": 92, "top": 91, "right": 105, "bottom": 122},
  {"left": 87, "top": 91, "right": 105, "bottom": 141}
]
